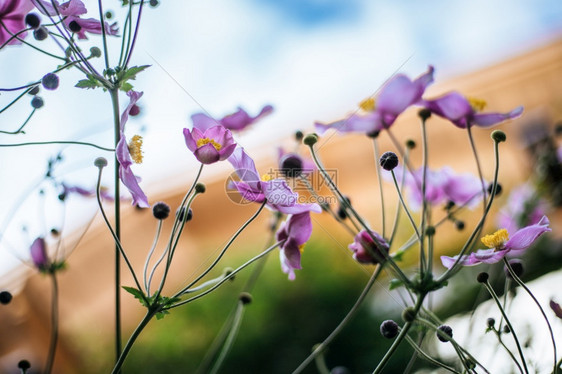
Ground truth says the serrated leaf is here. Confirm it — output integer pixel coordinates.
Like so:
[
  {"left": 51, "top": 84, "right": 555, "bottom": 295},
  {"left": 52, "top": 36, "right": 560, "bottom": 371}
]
[
  {"left": 119, "top": 82, "right": 133, "bottom": 92},
  {"left": 122, "top": 286, "right": 148, "bottom": 307},
  {"left": 155, "top": 310, "right": 170, "bottom": 320},
  {"left": 389, "top": 278, "right": 404, "bottom": 290},
  {"left": 120, "top": 65, "right": 150, "bottom": 81},
  {"left": 75, "top": 74, "right": 102, "bottom": 90}
]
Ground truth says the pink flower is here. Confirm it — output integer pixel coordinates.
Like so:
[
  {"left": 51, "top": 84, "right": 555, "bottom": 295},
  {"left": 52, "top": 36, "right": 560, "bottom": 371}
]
[
  {"left": 422, "top": 92, "right": 523, "bottom": 129},
  {"left": 190, "top": 105, "right": 273, "bottom": 132},
  {"left": 30, "top": 236, "right": 49, "bottom": 271},
  {"left": 183, "top": 123, "right": 237, "bottom": 164},
  {"left": 276, "top": 212, "right": 314, "bottom": 280},
  {"left": 315, "top": 66, "right": 434, "bottom": 134},
  {"left": 277, "top": 147, "right": 316, "bottom": 178},
  {"left": 441, "top": 216, "right": 551, "bottom": 268},
  {"left": 348, "top": 230, "right": 389, "bottom": 264},
  {"left": 0, "top": 0, "right": 34, "bottom": 46}
]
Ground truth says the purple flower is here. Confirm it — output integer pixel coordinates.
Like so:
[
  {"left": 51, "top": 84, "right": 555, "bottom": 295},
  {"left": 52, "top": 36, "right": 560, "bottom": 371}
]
[
  {"left": 0, "top": 0, "right": 34, "bottom": 46},
  {"left": 496, "top": 183, "right": 547, "bottom": 234},
  {"left": 550, "top": 299, "right": 562, "bottom": 320},
  {"left": 276, "top": 212, "right": 313, "bottom": 280},
  {"left": 315, "top": 66, "right": 434, "bottom": 135},
  {"left": 441, "top": 216, "right": 551, "bottom": 268},
  {"left": 30, "top": 237, "right": 49, "bottom": 271},
  {"left": 116, "top": 90, "right": 149, "bottom": 208},
  {"left": 32, "top": 0, "right": 117, "bottom": 39},
  {"left": 422, "top": 92, "right": 523, "bottom": 129},
  {"left": 348, "top": 230, "right": 389, "bottom": 264},
  {"left": 183, "top": 123, "right": 237, "bottom": 165},
  {"left": 190, "top": 105, "right": 273, "bottom": 132},
  {"left": 388, "top": 166, "right": 483, "bottom": 211},
  {"left": 277, "top": 147, "right": 316, "bottom": 178},
  {"left": 228, "top": 147, "right": 322, "bottom": 214},
  {"left": 61, "top": 182, "right": 113, "bottom": 201}
]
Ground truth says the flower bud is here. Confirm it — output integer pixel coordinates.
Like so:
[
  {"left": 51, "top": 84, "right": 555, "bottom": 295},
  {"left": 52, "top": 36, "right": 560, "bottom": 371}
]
[
  {"left": 17, "top": 360, "right": 31, "bottom": 370},
  {"left": 379, "top": 151, "right": 398, "bottom": 171},
  {"left": 491, "top": 130, "right": 507, "bottom": 143},
  {"left": 0, "top": 291, "right": 13, "bottom": 305},
  {"left": 402, "top": 307, "right": 416, "bottom": 322},
  {"left": 294, "top": 130, "right": 304, "bottom": 141},
  {"left": 152, "top": 202, "right": 170, "bottom": 220},
  {"left": 418, "top": 108, "right": 432, "bottom": 121},
  {"left": 41, "top": 73, "right": 59, "bottom": 90},
  {"left": 68, "top": 20, "right": 81, "bottom": 33},
  {"left": 486, "top": 317, "right": 495, "bottom": 328},
  {"left": 487, "top": 183, "right": 502, "bottom": 197},
  {"left": 195, "top": 183, "right": 206, "bottom": 194},
  {"left": 25, "top": 13, "right": 41, "bottom": 29},
  {"left": 90, "top": 47, "right": 102, "bottom": 58},
  {"left": 94, "top": 157, "right": 108, "bottom": 168},
  {"left": 280, "top": 154, "right": 303, "bottom": 178},
  {"left": 406, "top": 139, "right": 416, "bottom": 149},
  {"left": 33, "top": 26, "right": 48, "bottom": 40},
  {"left": 303, "top": 133, "right": 318, "bottom": 146},
  {"left": 380, "top": 320, "right": 399, "bottom": 339},
  {"left": 31, "top": 96, "right": 44, "bottom": 109},
  {"left": 505, "top": 259, "right": 524, "bottom": 279},
  {"left": 477, "top": 272, "right": 489, "bottom": 283},
  {"left": 239, "top": 292, "right": 252, "bottom": 305},
  {"left": 455, "top": 220, "right": 465, "bottom": 231},
  {"left": 437, "top": 324, "right": 453, "bottom": 342},
  {"left": 149, "top": 0, "right": 159, "bottom": 7},
  {"left": 28, "top": 85, "right": 39, "bottom": 95},
  {"left": 176, "top": 207, "right": 193, "bottom": 222}
]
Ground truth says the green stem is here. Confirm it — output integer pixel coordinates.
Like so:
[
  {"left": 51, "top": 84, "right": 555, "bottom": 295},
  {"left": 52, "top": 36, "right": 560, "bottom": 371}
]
[
  {"left": 466, "top": 125, "right": 487, "bottom": 216},
  {"left": 372, "top": 139, "right": 386, "bottom": 237},
  {"left": 390, "top": 171, "right": 421, "bottom": 241},
  {"left": 111, "top": 310, "right": 156, "bottom": 374},
  {"left": 403, "top": 335, "right": 460, "bottom": 373},
  {"left": 209, "top": 301, "right": 247, "bottom": 374},
  {"left": 293, "top": 264, "right": 384, "bottom": 374},
  {"left": 492, "top": 328, "right": 524, "bottom": 374},
  {"left": 43, "top": 272, "right": 59, "bottom": 374},
  {"left": 0, "top": 141, "right": 113, "bottom": 151}
]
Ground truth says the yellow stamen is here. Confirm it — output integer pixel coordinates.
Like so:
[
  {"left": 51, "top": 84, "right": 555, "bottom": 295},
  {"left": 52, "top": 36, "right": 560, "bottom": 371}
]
[
  {"left": 196, "top": 137, "right": 222, "bottom": 151},
  {"left": 128, "top": 135, "right": 143, "bottom": 164},
  {"left": 468, "top": 97, "right": 487, "bottom": 112},
  {"left": 481, "top": 229, "right": 509, "bottom": 248},
  {"left": 298, "top": 244, "right": 305, "bottom": 254},
  {"left": 359, "top": 97, "right": 376, "bottom": 112},
  {"left": 261, "top": 173, "right": 274, "bottom": 182}
]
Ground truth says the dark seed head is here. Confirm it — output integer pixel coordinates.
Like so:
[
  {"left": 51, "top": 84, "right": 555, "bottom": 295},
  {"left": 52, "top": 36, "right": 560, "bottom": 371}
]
[
  {"left": 455, "top": 220, "right": 465, "bottom": 231},
  {"left": 491, "top": 130, "right": 507, "bottom": 143},
  {"left": 280, "top": 154, "right": 304, "bottom": 178},
  {"left": 68, "top": 20, "right": 81, "bottom": 33},
  {"left": 477, "top": 272, "right": 489, "bottom": 283},
  {"left": 487, "top": 317, "right": 495, "bottom": 328},
  {"left": 437, "top": 325, "right": 453, "bottom": 342},
  {"left": 418, "top": 108, "right": 432, "bottom": 121},
  {"left": 0, "top": 291, "right": 13, "bottom": 305},
  {"left": 505, "top": 259, "right": 524, "bottom": 279},
  {"left": 17, "top": 360, "right": 31, "bottom": 370},
  {"left": 28, "top": 85, "right": 40, "bottom": 95},
  {"left": 41, "top": 73, "right": 59, "bottom": 90},
  {"left": 149, "top": 0, "right": 159, "bottom": 7},
  {"left": 402, "top": 307, "right": 416, "bottom": 322},
  {"left": 33, "top": 26, "right": 49, "bottom": 41},
  {"left": 25, "top": 13, "right": 41, "bottom": 29},
  {"left": 152, "top": 202, "right": 170, "bottom": 220},
  {"left": 379, "top": 151, "right": 399, "bottom": 171},
  {"left": 239, "top": 292, "right": 252, "bottom": 305},
  {"left": 31, "top": 96, "right": 44, "bottom": 109},
  {"left": 380, "top": 320, "right": 399, "bottom": 339},
  {"left": 303, "top": 133, "right": 318, "bottom": 146},
  {"left": 294, "top": 130, "right": 304, "bottom": 141},
  {"left": 129, "top": 104, "right": 140, "bottom": 116},
  {"left": 487, "top": 183, "right": 502, "bottom": 197}
]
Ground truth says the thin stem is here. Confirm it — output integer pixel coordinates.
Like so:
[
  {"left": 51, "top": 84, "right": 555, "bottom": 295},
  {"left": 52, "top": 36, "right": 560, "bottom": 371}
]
[
  {"left": 403, "top": 335, "right": 461, "bottom": 373},
  {"left": 466, "top": 125, "right": 487, "bottom": 215},
  {"left": 504, "top": 258, "right": 557, "bottom": 373},
  {"left": 97, "top": 0, "right": 110, "bottom": 69},
  {"left": 293, "top": 265, "right": 384, "bottom": 374},
  {"left": 419, "top": 118, "right": 429, "bottom": 276},
  {"left": 390, "top": 171, "right": 421, "bottom": 240},
  {"left": 43, "top": 272, "right": 59, "bottom": 374},
  {"left": 143, "top": 221, "right": 163, "bottom": 294},
  {"left": 0, "top": 108, "right": 35, "bottom": 135},
  {"left": 491, "top": 327, "right": 524, "bottom": 374},
  {"left": 209, "top": 301, "right": 246, "bottom": 374},
  {"left": 388, "top": 152, "right": 409, "bottom": 246},
  {"left": 0, "top": 141, "right": 114, "bottom": 151},
  {"left": 0, "top": 20, "right": 66, "bottom": 60},
  {"left": 372, "top": 139, "right": 386, "bottom": 237},
  {"left": 124, "top": 0, "right": 145, "bottom": 68},
  {"left": 0, "top": 86, "right": 34, "bottom": 115},
  {"left": 483, "top": 280, "right": 528, "bottom": 373}
]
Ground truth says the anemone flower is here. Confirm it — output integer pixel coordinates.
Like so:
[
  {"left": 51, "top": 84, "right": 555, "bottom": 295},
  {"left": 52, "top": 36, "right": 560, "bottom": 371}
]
[
  {"left": 30, "top": 237, "right": 49, "bottom": 271},
  {"left": 228, "top": 147, "right": 321, "bottom": 214},
  {"left": 315, "top": 66, "right": 434, "bottom": 135},
  {"left": 115, "top": 90, "right": 149, "bottom": 208},
  {"left": 190, "top": 104, "right": 273, "bottom": 132},
  {"left": 440, "top": 216, "right": 551, "bottom": 268},
  {"left": 183, "top": 122, "right": 237, "bottom": 164},
  {"left": 388, "top": 166, "right": 483, "bottom": 211},
  {"left": 32, "top": 0, "right": 117, "bottom": 39},
  {"left": 422, "top": 91, "right": 523, "bottom": 129},
  {"left": 277, "top": 147, "right": 316, "bottom": 178},
  {"left": 276, "top": 212, "right": 313, "bottom": 280},
  {"left": 348, "top": 229, "right": 389, "bottom": 264},
  {"left": 0, "top": 0, "right": 34, "bottom": 46}
]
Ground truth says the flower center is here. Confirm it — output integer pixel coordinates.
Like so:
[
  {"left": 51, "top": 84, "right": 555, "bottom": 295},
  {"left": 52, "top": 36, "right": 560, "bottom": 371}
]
[
  {"left": 128, "top": 135, "right": 143, "bottom": 164},
  {"left": 298, "top": 244, "right": 305, "bottom": 253},
  {"left": 359, "top": 97, "right": 376, "bottom": 112},
  {"left": 261, "top": 173, "right": 274, "bottom": 182},
  {"left": 196, "top": 137, "right": 222, "bottom": 151},
  {"left": 481, "top": 229, "right": 509, "bottom": 248},
  {"left": 468, "top": 97, "right": 487, "bottom": 112}
]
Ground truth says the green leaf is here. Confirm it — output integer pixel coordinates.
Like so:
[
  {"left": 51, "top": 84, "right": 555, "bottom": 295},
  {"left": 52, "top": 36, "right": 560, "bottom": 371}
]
[
  {"left": 389, "top": 278, "right": 404, "bottom": 290},
  {"left": 119, "top": 82, "right": 133, "bottom": 92},
  {"left": 155, "top": 310, "right": 170, "bottom": 320},
  {"left": 122, "top": 286, "right": 148, "bottom": 307},
  {"left": 118, "top": 65, "right": 150, "bottom": 82},
  {"left": 75, "top": 74, "right": 102, "bottom": 90}
]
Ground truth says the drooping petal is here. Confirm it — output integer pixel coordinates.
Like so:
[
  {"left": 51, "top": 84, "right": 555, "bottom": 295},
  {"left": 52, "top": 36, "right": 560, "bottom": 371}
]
[
  {"left": 423, "top": 92, "right": 473, "bottom": 128},
  {"left": 550, "top": 300, "right": 562, "bottom": 320},
  {"left": 66, "top": 16, "right": 118, "bottom": 39},
  {"left": 315, "top": 112, "right": 382, "bottom": 135},
  {"left": 228, "top": 147, "right": 259, "bottom": 181},
  {"left": 472, "top": 106, "right": 524, "bottom": 128},
  {"left": 505, "top": 215, "right": 551, "bottom": 254},
  {"left": 0, "top": 0, "right": 34, "bottom": 45},
  {"left": 220, "top": 105, "right": 273, "bottom": 131},
  {"left": 30, "top": 237, "right": 48, "bottom": 270},
  {"left": 118, "top": 164, "right": 149, "bottom": 208},
  {"left": 191, "top": 113, "right": 218, "bottom": 132},
  {"left": 286, "top": 212, "right": 313, "bottom": 245}
]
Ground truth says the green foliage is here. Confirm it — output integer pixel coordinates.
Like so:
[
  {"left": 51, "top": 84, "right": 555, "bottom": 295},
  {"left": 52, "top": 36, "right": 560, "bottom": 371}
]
[
  {"left": 122, "top": 286, "right": 180, "bottom": 320},
  {"left": 75, "top": 74, "right": 103, "bottom": 90}
]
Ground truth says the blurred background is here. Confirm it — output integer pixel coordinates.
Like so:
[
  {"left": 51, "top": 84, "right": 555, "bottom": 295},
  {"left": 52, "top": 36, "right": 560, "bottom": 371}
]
[{"left": 1, "top": 0, "right": 562, "bottom": 372}]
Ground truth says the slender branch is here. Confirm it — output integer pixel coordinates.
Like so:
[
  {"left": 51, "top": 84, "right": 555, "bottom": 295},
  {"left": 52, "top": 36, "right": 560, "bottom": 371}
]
[
  {"left": 43, "top": 272, "right": 59, "bottom": 374},
  {"left": 0, "top": 141, "right": 114, "bottom": 152}
]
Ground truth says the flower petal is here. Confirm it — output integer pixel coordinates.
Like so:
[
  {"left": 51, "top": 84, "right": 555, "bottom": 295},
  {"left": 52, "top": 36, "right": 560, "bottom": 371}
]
[
  {"left": 506, "top": 215, "right": 550, "bottom": 253},
  {"left": 472, "top": 106, "right": 524, "bottom": 127}
]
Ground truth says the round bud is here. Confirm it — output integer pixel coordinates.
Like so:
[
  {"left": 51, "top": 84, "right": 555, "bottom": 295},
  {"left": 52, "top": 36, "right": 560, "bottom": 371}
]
[
  {"left": 455, "top": 221, "right": 465, "bottom": 231},
  {"left": 176, "top": 207, "right": 193, "bottom": 222},
  {"left": 366, "top": 130, "right": 380, "bottom": 138},
  {"left": 17, "top": 360, "right": 31, "bottom": 370},
  {"left": 505, "top": 259, "right": 524, "bottom": 279},
  {"left": 330, "top": 366, "right": 350, "bottom": 374},
  {"left": 303, "top": 133, "right": 318, "bottom": 146},
  {"left": 149, "top": 0, "right": 159, "bottom": 7},
  {"left": 41, "top": 73, "right": 59, "bottom": 90},
  {"left": 294, "top": 130, "right": 304, "bottom": 141},
  {"left": 406, "top": 139, "right": 416, "bottom": 149},
  {"left": 491, "top": 130, "right": 507, "bottom": 143},
  {"left": 195, "top": 183, "right": 206, "bottom": 194},
  {"left": 68, "top": 20, "right": 81, "bottom": 33},
  {"left": 94, "top": 157, "right": 108, "bottom": 168},
  {"left": 486, "top": 317, "right": 495, "bottom": 328},
  {"left": 223, "top": 267, "right": 234, "bottom": 281},
  {"left": 104, "top": 11, "right": 113, "bottom": 19},
  {"left": 487, "top": 183, "right": 502, "bottom": 197},
  {"left": 33, "top": 26, "right": 48, "bottom": 40},
  {"left": 105, "top": 68, "right": 116, "bottom": 76},
  {"left": 129, "top": 104, "right": 140, "bottom": 116},
  {"left": 425, "top": 226, "right": 436, "bottom": 236},
  {"left": 50, "top": 228, "right": 60, "bottom": 237},
  {"left": 437, "top": 324, "right": 453, "bottom": 342},
  {"left": 90, "top": 47, "right": 102, "bottom": 58},
  {"left": 402, "top": 307, "right": 416, "bottom": 322},
  {"left": 380, "top": 320, "right": 399, "bottom": 339},
  {"left": 152, "top": 202, "right": 170, "bottom": 220},
  {"left": 239, "top": 292, "right": 252, "bottom": 305},
  {"left": 379, "top": 151, "right": 399, "bottom": 171},
  {"left": 477, "top": 272, "right": 489, "bottom": 283},
  {"left": 280, "top": 154, "right": 303, "bottom": 178},
  {"left": 0, "top": 291, "right": 13, "bottom": 305},
  {"left": 418, "top": 108, "right": 432, "bottom": 121},
  {"left": 31, "top": 96, "right": 44, "bottom": 109},
  {"left": 444, "top": 200, "right": 455, "bottom": 210},
  {"left": 503, "top": 325, "right": 511, "bottom": 334},
  {"left": 25, "top": 13, "right": 41, "bottom": 29},
  {"left": 28, "top": 85, "right": 40, "bottom": 95}
]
